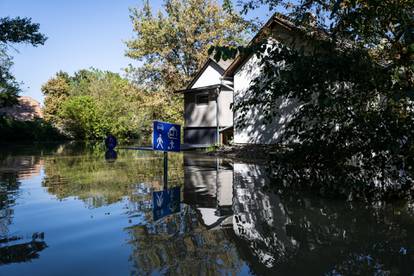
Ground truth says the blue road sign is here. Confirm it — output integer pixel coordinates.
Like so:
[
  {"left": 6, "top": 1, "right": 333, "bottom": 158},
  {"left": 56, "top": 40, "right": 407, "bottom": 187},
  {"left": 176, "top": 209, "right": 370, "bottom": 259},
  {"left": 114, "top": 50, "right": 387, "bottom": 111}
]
[
  {"left": 153, "top": 121, "right": 181, "bottom": 152},
  {"left": 105, "top": 134, "right": 117, "bottom": 150},
  {"left": 152, "top": 186, "right": 181, "bottom": 221}
]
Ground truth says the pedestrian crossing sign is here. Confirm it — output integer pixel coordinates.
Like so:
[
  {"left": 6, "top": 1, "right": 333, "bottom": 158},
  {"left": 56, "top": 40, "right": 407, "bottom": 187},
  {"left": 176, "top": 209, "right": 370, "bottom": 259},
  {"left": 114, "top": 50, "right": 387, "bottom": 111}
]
[{"left": 152, "top": 121, "right": 181, "bottom": 152}]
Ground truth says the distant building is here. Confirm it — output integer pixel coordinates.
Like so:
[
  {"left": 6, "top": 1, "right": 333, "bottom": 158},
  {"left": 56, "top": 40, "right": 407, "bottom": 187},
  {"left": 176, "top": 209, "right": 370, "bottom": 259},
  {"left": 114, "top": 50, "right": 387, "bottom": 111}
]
[
  {"left": 178, "top": 13, "right": 315, "bottom": 145},
  {"left": 0, "top": 96, "right": 43, "bottom": 121}
]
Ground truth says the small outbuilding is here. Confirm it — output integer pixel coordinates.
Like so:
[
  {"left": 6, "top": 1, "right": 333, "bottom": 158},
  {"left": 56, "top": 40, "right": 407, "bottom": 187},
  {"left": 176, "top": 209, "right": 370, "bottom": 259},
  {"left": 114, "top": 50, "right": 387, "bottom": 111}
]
[{"left": 176, "top": 58, "right": 234, "bottom": 145}]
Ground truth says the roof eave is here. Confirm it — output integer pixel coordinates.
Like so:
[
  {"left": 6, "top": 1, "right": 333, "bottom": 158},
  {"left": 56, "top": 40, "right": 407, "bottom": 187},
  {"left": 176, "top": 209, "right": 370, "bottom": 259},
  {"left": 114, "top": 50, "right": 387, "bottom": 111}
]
[{"left": 174, "top": 84, "right": 222, "bottom": 94}]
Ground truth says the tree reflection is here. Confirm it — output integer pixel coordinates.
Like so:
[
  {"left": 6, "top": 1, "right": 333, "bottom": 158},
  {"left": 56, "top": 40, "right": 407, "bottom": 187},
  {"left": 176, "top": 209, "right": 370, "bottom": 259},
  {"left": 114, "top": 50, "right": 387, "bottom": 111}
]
[
  {"left": 41, "top": 143, "right": 184, "bottom": 208},
  {"left": 125, "top": 155, "right": 414, "bottom": 275},
  {"left": 0, "top": 147, "right": 49, "bottom": 266},
  {"left": 0, "top": 145, "right": 413, "bottom": 274}
]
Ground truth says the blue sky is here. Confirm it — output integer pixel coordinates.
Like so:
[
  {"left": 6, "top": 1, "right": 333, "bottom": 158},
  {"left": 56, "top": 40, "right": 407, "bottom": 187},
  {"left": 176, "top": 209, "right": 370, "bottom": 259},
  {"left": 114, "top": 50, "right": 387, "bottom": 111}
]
[{"left": 1, "top": 0, "right": 271, "bottom": 104}]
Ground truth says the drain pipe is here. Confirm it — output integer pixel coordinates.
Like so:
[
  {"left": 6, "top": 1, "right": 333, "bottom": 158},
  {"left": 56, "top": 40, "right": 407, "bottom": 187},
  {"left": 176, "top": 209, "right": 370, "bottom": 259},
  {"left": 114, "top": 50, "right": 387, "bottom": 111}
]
[
  {"left": 217, "top": 77, "right": 234, "bottom": 146},
  {"left": 215, "top": 86, "right": 220, "bottom": 145}
]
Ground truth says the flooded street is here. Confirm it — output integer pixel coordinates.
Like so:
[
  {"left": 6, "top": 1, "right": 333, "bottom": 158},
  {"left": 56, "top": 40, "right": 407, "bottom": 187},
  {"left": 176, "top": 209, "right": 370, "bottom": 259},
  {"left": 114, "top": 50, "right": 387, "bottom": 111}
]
[{"left": 0, "top": 143, "right": 413, "bottom": 275}]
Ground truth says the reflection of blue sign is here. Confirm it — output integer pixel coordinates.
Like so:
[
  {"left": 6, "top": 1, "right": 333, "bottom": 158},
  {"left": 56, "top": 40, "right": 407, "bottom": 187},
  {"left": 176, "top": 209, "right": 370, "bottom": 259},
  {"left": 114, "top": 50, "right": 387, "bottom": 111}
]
[
  {"left": 153, "top": 121, "right": 181, "bottom": 152},
  {"left": 152, "top": 186, "right": 181, "bottom": 221}
]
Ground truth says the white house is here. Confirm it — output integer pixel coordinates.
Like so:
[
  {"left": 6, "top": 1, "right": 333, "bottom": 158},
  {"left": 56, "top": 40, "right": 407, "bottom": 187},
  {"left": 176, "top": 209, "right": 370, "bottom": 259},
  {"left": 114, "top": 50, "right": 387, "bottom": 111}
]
[{"left": 178, "top": 13, "right": 313, "bottom": 145}]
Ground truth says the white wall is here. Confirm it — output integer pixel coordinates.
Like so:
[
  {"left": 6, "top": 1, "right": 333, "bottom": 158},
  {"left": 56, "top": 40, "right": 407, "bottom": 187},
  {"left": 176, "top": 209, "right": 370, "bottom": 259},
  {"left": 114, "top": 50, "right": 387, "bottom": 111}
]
[
  {"left": 233, "top": 42, "right": 297, "bottom": 144},
  {"left": 185, "top": 92, "right": 216, "bottom": 127},
  {"left": 191, "top": 63, "right": 222, "bottom": 89},
  {"left": 185, "top": 61, "right": 233, "bottom": 128},
  {"left": 218, "top": 89, "right": 233, "bottom": 127}
]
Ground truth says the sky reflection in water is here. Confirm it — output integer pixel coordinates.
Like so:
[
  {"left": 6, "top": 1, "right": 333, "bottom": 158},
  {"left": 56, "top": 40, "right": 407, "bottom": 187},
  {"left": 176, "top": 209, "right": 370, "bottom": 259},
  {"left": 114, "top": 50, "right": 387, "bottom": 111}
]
[{"left": 0, "top": 142, "right": 413, "bottom": 275}]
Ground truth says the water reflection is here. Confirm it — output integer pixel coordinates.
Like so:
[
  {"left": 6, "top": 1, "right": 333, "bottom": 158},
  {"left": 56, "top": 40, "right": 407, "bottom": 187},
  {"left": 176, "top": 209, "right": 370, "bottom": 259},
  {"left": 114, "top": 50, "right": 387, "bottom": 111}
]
[
  {"left": 182, "top": 155, "right": 414, "bottom": 275},
  {"left": 0, "top": 234, "right": 47, "bottom": 265},
  {"left": 183, "top": 154, "right": 234, "bottom": 228},
  {"left": 0, "top": 144, "right": 413, "bottom": 275},
  {"left": 0, "top": 145, "right": 52, "bottom": 266},
  {"left": 104, "top": 149, "right": 117, "bottom": 162}
]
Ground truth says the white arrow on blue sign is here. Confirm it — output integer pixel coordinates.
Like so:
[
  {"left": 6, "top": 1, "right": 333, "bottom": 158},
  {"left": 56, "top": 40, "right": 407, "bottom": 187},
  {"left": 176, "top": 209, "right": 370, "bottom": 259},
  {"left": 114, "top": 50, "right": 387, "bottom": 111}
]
[{"left": 152, "top": 121, "right": 181, "bottom": 152}]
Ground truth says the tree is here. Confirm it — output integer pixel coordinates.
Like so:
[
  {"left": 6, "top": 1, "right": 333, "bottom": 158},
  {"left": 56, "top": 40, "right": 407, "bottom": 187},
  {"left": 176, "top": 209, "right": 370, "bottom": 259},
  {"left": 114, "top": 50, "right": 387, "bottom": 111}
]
[
  {"left": 125, "top": 0, "right": 251, "bottom": 123},
  {"left": 126, "top": 0, "right": 250, "bottom": 90},
  {"left": 43, "top": 69, "right": 157, "bottom": 140},
  {"left": 213, "top": 0, "right": 414, "bottom": 198},
  {"left": 0, "top": 17, "right": 47, "bottom": 107},
  {"left": 42, "top": 72, "right": 71, "bottom": 128}
]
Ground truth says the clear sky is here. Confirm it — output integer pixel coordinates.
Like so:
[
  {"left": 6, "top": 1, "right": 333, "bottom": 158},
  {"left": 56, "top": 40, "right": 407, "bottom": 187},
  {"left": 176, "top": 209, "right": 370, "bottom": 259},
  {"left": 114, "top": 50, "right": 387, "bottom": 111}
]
[{"left": 1, "top": 0, "right": 270, "bottom": 104}]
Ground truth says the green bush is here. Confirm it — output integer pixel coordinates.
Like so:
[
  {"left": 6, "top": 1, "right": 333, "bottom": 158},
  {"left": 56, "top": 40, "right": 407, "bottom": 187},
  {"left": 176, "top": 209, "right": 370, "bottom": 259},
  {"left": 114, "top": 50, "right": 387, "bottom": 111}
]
[{"left": 0, "top": 115, "right": 66, "bottom": 141}]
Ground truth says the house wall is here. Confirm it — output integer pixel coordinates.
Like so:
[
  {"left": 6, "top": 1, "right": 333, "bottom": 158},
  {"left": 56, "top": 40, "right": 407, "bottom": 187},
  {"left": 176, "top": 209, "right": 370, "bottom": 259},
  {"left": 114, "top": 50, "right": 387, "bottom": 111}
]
[
  {"left": 184, "top": 89, "right": 233, "bottom": 127},
  {"left": 184, "top": 127, "right": 217, "bottom": 145},
  {"left": 191, "top": 62, "right": 223, "bottom": 88},
  {"left": 233, "top": 52, "right": 293, "bottom": 144},
  {"left": 184, "top": 59, "right": 235, "bottom": 145},
  {"left": 218, "top": 88, "right": 233, "bottom": 127},
  {"left": 233, "top": 26, "right": 311, "bottom": 144},
  {"left": 184, "top": 87, "right": 233, "bottom": 144},
  {"left": 184, "top": 92, "right": 216, "bottom": 127}
]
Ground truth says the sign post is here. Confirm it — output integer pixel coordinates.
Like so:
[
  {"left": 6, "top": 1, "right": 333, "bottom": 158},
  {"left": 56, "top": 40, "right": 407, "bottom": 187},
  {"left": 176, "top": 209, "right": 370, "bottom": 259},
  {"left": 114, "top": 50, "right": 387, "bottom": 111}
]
[
  {"left": 163, "top": 151, "right": 168, "bottom": 189},
  {"left": 152, "top": 120, "right": 181, "bottom": 188},
  {"left": 152, "top": 121, "right": 181, "bottom": 221}
]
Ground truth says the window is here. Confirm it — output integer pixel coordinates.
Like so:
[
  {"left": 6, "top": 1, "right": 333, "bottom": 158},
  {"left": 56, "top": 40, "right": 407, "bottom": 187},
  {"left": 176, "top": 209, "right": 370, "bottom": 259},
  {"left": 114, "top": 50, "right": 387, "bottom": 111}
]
[{"left": 196, "top": 94, "right": 209, "bottom": 105}]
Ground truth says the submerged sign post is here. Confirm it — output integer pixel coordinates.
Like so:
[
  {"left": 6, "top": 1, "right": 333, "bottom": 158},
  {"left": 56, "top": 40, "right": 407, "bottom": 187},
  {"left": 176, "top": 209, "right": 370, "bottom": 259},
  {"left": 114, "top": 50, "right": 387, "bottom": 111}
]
[
  {"left": 152, "top": 120, "right": 181, "bottom": 189},
  {"left": 152, "top": 121, "right": 181, "bottom": 152},
  {"left": 152, "top": 186, "right": 181, "bottom": 221},
  {"left": 152, "top": 120, "right": 181, "bottom": 221}
]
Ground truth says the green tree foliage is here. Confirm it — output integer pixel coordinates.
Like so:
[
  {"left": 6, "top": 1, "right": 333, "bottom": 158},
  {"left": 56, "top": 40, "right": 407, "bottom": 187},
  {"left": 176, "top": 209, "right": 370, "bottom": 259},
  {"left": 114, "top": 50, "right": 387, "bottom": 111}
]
[
  {"left": 0, "top": 116, "right": 65, "bottom": 142},
  {"left": 60, "top": 96, "right": 103, "bottom": 140},
  {"left": 213, "top": 0, "right": 414, "bottom": 198},
  {"left": 126, "top": 0, "right": 249, "bottom": 89},
  {"left": 41, "top": 71, "right": 70, "bottom": 128},
  {"left": 43, "top": 69, "right": 165, "bottom": 141},
  {"left": 125, "top": 0, "right": 251, "bottom": 124},
  {"left": 0, "top": 17, "right": 47, "bottom": 107}
]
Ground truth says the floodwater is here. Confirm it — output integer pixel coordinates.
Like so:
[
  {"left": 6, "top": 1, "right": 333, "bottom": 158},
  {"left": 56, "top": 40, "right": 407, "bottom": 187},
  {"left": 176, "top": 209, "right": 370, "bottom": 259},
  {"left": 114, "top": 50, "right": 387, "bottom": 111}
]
[{"left": 0, "top": 142, "right": 413, "bottom": 276}]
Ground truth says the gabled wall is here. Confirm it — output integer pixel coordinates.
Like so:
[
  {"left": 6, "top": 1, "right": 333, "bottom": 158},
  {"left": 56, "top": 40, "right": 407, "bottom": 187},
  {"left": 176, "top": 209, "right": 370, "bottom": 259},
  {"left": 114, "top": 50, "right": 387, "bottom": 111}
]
[
  {"left": 191, "top": 61, "right": 223, "bottom": 89},
  {"left": 233, "top": 40, "right": 298, "bottom": 144},
  {"left": 184, "top": 59, "right": 233, "bottom": 129},
  {"left": 232, "top": 23, "right": 314, "bottom": 144}
]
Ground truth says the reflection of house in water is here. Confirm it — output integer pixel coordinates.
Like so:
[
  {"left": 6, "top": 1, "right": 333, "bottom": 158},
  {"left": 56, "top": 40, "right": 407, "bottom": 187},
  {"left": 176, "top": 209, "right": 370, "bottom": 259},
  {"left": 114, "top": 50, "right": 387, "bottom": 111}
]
[
  {"left": 183, "top": 153, "right": 233, "bottom": 229},
  {"left": 183, "top": 155, "right": 298, "bottom": 269},
  {"left": 232, "top": 163, "right": 298, "bottom": 269},
  {"left": 0, "top": 153, "right": 44, "bottom": 239},
  {"left": 0, "top": 152, "right": 48, "bottom": 266},
  {"left": 0, "top": 155, "right": 43, "bottom": 180},
  {"left": 0, "top": 234, "right": 47, "bottom": 265}
]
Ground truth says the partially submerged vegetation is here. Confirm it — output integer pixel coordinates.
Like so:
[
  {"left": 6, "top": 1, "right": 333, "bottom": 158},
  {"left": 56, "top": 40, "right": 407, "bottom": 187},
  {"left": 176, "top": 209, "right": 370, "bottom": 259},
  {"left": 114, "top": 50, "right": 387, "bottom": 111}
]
[{"left": 0, "top": 115, "right": 65, "bottom": 142}]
